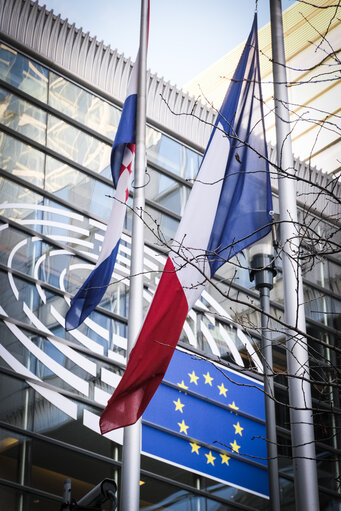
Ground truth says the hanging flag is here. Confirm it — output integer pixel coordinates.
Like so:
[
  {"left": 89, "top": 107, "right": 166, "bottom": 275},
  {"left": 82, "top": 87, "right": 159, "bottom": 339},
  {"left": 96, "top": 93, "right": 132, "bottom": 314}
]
[
  {"left": 143, "top": 349, "right": 269, "bottom": 498},
  {"left": 65, "top": 18, "right": 149, "bottom": 332},
  {"left": 100, "top": 14, "right": 273, "bottom": 434}
]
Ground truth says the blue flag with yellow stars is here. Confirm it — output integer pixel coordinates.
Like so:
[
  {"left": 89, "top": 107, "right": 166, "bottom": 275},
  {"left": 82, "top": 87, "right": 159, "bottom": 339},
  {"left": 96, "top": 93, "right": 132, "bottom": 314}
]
[{"left": 142, "top": 348, "right": 269, "bottom": 498}]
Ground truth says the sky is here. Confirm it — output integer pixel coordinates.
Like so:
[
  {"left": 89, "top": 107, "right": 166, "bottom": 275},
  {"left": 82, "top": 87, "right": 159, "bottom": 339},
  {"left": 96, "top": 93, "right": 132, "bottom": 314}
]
[{"left": 37, "top": 0, "right": 295, "bottom": 88}]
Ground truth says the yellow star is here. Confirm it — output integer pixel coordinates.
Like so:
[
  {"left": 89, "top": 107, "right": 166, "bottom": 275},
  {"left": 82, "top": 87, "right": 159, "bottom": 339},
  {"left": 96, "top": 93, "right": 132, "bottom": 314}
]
[
  {"left": 205, "top": 451, "right": 216, "bottom": 465},
  {"left": 217, "top": 382, "right": 228, "bottom": 397},
  {"left": 229, "top": 401, "right": 239, "bottom": 410},
  {"left": 203, "top": 371, "right": 213, "bottom": 386},
  {"left": 188, "top": 370, "right": 199, "bottom": 385},
  {"left": 220, "top": 453, "right": 230, "bottom": 465},
  {"left": 233, "top": 422, "right": 243, "bottom": 436},
  {"left": 177, "top": 380, "right": 189, "bottom": 390},
  {"left": 178, "top": 420, "right": 189, "bottom": 435},
  {"left": 190, "top": 442, "right": 200, "bottom": 454},
  {"left": 230, "top": 439, "right": 241, "bottom": 453},
  {"left": 173, "top": 398, "right": 185, "bottom": 413}
]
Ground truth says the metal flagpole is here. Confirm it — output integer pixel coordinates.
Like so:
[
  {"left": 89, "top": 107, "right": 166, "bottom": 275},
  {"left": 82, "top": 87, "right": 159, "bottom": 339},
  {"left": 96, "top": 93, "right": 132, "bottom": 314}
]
[
  {"left": 269, "top": 1, "right": 320, "bottom": 510},
  {"left": 120, "top": 1, "right": 149, "bottom": 510},
  {"left": 250, "top": 246, "right": 280, "bottom": 511}
]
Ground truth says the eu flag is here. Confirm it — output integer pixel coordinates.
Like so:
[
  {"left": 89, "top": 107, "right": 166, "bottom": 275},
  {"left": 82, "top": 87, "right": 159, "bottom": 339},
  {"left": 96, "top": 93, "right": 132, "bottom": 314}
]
[{"left": 142, "top": 349, "right": 269, "bottom": 498}]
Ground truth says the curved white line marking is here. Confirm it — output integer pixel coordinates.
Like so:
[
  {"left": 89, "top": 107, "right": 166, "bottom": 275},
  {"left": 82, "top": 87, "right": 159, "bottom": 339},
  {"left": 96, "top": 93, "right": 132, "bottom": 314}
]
[
  {"left": 0, "top": 203, "right": 83, "bottom": 221},
  {"left": 202, "top": 290, "right": 262, "bottom": 372},
  {"left": 49, "top": 235, "right": 94, "bottom": 248},
  {"left": 218, "top": 324, "right": 244, "bottom": 367},
  {"left": 23, "top": 302, "right": 97, "bottom": 377},
  {"left": 200, "top": 321, "right": 220, "bottom": 356},
  {"left": 237, "top": 329, "right": 262, "bottom": 373},
  {"left": 18, "top": 219, "right": 89, "bottom": 236},
  {"left": 83, "top": 409, "right": 123, "bottom": 444},
  {"left": 50, "top": 305, "right": 104, "bottom": 355},
  {"left": 0, "top": 344, "right": 77, "bottom": 420},
  {"left": 101, "top": 367, "right": 122, "bottom": 387},
  {"left": 7, "top": 237, "right": 40, "bottom": 300},
  {"left": 182, "top": 320, "right": 198, "bottom": 348},
  {"left": 0, "top": 306, "right": 89, "bottom": 396}
]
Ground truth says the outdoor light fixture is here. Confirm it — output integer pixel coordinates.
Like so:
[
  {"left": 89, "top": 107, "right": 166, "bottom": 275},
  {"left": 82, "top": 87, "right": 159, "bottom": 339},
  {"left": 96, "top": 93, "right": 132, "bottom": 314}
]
[{"left": 249, "top": 231, "right": 276, "bottom": 291}]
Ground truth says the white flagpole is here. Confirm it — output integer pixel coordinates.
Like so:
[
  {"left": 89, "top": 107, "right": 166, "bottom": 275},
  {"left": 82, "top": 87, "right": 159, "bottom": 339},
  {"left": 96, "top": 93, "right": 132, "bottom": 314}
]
[
  {"left": 120, "top": 1, "right": 149, "bottom": 509},
  {"left": 269, "top": 1, "right": 320, "bottom": 510}
]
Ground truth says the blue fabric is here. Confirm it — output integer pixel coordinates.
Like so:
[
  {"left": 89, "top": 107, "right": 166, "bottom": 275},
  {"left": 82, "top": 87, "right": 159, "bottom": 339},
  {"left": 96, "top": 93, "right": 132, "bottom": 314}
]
[
  {"left": 110, "top": 93, "right": 137, "bottom": 186},
  {"left": 207, "top": 15, "right": 273, "bottom": 275},
  {"left": 65, "top": 92, "right": 137, "bottom": 331},
  {"left": 65, "top": 241, "right": 120, "bottom": 331},
  {"left": 143, "top": 349, "right": 269, "bottom": 497}
]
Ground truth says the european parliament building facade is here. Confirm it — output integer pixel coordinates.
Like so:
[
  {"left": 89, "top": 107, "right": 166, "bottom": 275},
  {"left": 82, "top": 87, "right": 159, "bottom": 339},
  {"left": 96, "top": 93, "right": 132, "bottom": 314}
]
[{"left": 0, "top": 0, "right": 340, "bottom": 509}]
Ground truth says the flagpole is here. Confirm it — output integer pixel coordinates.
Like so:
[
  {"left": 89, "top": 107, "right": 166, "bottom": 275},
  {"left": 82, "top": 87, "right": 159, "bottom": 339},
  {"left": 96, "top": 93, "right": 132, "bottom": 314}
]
[
  {"left": 120, "top": 1, "right": 149, "bottom": 510},
  {"left": 250, "top": 246, "right": 280, "bottom": 511},
  {"left": 269, "top": 1, "right": 320, "bottom": 510}
]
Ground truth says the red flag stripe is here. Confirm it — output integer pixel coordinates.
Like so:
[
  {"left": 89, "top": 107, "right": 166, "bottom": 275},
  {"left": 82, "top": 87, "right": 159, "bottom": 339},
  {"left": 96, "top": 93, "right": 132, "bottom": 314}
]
[{"left": 100, "top": 257, "right": 188, "bottom": 433}]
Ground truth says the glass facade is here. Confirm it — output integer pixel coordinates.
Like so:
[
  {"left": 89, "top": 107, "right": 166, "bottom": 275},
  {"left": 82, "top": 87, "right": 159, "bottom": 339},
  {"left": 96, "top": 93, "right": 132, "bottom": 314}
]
[{"left": 0, "top": 40, "right": 340, "bottom": 511}]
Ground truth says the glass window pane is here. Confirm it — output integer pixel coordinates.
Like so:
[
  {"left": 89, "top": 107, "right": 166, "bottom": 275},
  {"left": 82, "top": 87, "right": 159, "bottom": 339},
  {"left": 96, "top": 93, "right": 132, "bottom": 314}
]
[
  {"left": 147, "top": 128, "right": 201, "bottom": 180},
  {"left": 304, "top": 286, "right": 341, "bottom": 329},
  {"left": 45, "top": 156, "right": 113, "bottom": 220},
  {"left": 0, "top": 486, "right": 18, "bottom": 510},
  {"left": 0, "top": 43, "right": 48, "bottom": 101},
  {"left": 0, "top": 87, "right": 47, "bottom": 144},
  {"left": 49, "top": 72, "right": 120, "bottom": 139},
  {"left": 30, "top": 436, "right": 115, "bottom": 498},
  {"left": 0, "top": 131, "right": 45, "bottom": 187},
  {"left": 0, "top": 176, "right": 44, "bottom": 218},
  {"left": 135, "top": 204, "right": 179, "bottom": 245},
  {"left": 328, "top": 260, "right": 341, "bottom": 296},
  {"left": 147, "top": 167, "right": 190, "bottom": 216},
  {"left": 46, "top": 114, "right": 111, "bottom": 175},
  {"left": 0, "top": 376, "right": 29, "bottom": 431}
]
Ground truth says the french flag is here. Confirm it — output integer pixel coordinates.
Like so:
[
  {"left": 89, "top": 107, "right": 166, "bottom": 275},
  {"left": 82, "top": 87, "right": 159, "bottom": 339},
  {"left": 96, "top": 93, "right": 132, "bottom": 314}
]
[
  {"left": 65, "top": 57, "right": 139, "bottom": 331},
  {"left": 100, "top": 14, "right": 273, "bottom": 433}
]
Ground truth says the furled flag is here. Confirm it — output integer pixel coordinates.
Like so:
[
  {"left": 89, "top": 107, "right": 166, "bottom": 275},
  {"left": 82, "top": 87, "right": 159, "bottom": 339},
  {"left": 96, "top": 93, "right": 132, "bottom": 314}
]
[
  {"left": 65, "top": 11, "right": 150, "bottom": 332},
  {"left": 100, "top": 14, "right": 273, "bottom": 433}
]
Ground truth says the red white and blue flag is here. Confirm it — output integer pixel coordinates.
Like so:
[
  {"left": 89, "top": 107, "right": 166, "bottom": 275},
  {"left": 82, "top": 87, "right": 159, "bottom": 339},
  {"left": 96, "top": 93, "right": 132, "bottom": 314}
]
[
  {"left": 65, "top": 46, "right": 142, "bottom": 332},
  {"left": 100, "top": 14, "right": 272, "bottom": 433}
]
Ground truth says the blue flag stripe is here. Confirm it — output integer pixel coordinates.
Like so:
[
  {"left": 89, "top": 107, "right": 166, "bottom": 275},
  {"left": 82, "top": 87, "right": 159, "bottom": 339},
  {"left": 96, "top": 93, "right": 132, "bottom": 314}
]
[
  {"left": 207, "top": 15, "right": 273, "bottom": 275},
  {"left": 111, "top": 93, "right": 137, "bottom": 186},
  {"left": 65, "top": 240, "right": 120, "bottom": 330}
]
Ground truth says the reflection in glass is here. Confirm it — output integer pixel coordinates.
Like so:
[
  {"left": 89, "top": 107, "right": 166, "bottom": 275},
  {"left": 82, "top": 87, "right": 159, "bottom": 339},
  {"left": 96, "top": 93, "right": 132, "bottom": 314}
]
[
  {"left": 0, "top": 43, "right": 48, "bottom": 101},
  {"left": 304, "top": 286, "right": 340, "bottom": 329},
  {"left": 47, "top": 114, "right": 111, "bottom": 174},
  {"left": 45, "top": 156, "right": 113, "bottom": 220},
  {"left": 0, "top": 376, "right": 29, "bottom": 430},
  {"left": 0, "top": 177, "right": 44, "bottom": 219},
  {"left": 49, "top": 72, "right": 120, "bottom": 139},
  {"left": 0, "top": 87, "right": 47, "bottom": 144},
  {"left": 0, "top": 131, "right": 45, "bottom": 187},
  {"left": 147, "top": 127, "right": 201, "bottom": 180},
  {"left": 0, "top": 486, "right": 18, "bottom": 510},
  {"left": 30, "top": 435, "right": 114, "bottom": 498},
  {"left": 147, "top": 167, "right": 189, "bottom": 216},
  {"left": 135, "top": 204, "right": 179, "bottom": 245}
]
